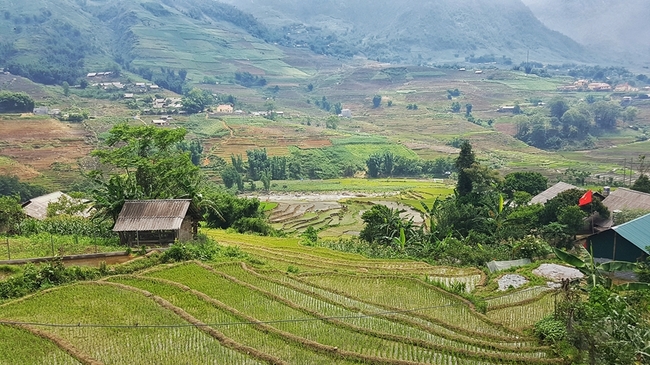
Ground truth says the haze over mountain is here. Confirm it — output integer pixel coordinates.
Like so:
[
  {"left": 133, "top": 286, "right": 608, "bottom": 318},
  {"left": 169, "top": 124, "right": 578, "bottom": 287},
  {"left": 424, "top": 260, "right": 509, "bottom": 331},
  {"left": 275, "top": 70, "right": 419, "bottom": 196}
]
[
  {"left": 521, "top": 0, "right": 650, "bottom": 64},
  {"left": 2, "top": 0, "right": 639, "bottom": 89},
  {"left": 219, "top": 0, "right": 589, "bottom": 64}
]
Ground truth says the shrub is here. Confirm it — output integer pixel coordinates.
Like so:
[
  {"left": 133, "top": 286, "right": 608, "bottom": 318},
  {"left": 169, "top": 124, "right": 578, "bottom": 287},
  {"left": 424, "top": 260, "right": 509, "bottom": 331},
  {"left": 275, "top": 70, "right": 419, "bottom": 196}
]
[{"left": 534, "top": 316, "right": 567, "bottom": 344}]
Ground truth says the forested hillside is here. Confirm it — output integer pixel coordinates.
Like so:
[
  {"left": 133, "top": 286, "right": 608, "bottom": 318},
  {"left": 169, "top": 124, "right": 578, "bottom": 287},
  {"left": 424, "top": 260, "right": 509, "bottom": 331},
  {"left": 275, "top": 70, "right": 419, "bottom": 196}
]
[
  {"left": 0, "top": 0, "right": 596, "bottom": 88},
  {"left": 219, "top": 0, "right": 589, "bottom": 64},
  {"left": 0, "top": 0, "right": 306, "bottom": 86}
]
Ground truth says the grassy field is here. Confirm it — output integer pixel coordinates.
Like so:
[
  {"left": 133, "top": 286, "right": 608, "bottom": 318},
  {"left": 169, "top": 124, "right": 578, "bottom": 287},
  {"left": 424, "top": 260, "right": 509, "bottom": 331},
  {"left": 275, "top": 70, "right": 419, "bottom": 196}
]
[{"left": 0, "top": 229, "right": 561, "bottom": 364}]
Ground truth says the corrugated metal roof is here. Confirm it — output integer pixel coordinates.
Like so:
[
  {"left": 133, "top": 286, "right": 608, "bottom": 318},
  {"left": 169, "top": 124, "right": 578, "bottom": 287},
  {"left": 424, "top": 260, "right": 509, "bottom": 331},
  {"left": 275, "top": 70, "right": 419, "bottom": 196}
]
[
  {"left": 22, "top": 192, "right": 91, "bottom": 220},
  {"left": 603, "top": 188, "right": 650, "bottom": 212},
  {"left": 530, "top": 182, "right": 577, "bottom": 205},
  {"left": 613, "top": 212, "right": 650, "bottom": 254},
  {"left": 113, "top": 200, "right": 192, "bottom": 232}
]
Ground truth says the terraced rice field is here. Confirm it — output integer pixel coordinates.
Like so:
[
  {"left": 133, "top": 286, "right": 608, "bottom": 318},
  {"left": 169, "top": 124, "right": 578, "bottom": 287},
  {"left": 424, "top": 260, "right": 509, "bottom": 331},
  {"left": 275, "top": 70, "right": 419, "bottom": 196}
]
[{"left": 0, "top": 230, "right": 560, "bottom": 364}]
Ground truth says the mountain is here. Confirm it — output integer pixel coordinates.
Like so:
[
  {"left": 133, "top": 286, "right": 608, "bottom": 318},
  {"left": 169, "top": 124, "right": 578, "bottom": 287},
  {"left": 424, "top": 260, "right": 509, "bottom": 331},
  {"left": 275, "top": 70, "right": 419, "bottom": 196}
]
[
  {"left": 218, "top": 0, "right": 590, "bottom": 64},
  {"left": 521, "top": 0, "right": 650, "bottom": 64},
  {"left": 0, "top": 0, "right": 309, "bottom": 86}
]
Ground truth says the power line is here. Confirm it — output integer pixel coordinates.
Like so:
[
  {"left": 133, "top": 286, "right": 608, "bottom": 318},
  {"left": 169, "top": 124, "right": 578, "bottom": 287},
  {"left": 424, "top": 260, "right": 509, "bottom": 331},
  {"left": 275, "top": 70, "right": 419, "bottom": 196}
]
[{"left": 0, "top": 303, "right": 462, "bottom": 329}]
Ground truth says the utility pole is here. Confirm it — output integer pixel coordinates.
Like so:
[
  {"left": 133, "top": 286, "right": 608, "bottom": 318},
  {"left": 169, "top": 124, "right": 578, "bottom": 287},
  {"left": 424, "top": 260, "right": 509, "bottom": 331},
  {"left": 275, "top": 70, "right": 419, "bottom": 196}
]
[{"left": 622, "top": 158, "right": 626, "bottom": 186}]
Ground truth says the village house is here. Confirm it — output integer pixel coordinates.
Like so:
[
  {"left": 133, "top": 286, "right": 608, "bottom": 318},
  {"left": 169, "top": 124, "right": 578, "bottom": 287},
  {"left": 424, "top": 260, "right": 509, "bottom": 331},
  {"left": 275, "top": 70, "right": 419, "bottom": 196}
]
[
  {"left": 588, "top": 82, "right": 612, "bottom": 92},
  {"left": 216, "top": 104, "right": 234, "bottom": 113},
  {"left": 530, "top": 182, "right": 578, "bottom": 205},
  {"left": 614, "top": 83, "right": 639, "bottom": 93},
  {"left": 33, "top": 107, "right": 49, "bottom": 115},
  {"left": 152, "top": 119, "right": 169, "bottom": 126},
  {"left": 587, "top": 213, "right": 650, "bottom": 262},
  {"left": 22, "top": 192, "right": 91, "bottom": 220},
  {"left": 112, "top": 199, "right": 201, "bottom": 246}
]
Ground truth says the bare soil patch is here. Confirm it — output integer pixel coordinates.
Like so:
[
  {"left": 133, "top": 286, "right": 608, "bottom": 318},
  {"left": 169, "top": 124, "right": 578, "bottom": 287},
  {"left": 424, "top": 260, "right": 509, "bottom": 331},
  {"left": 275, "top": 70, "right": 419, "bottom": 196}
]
[{"left": 0, "top": 117, "right": 93, "bottom": 178}]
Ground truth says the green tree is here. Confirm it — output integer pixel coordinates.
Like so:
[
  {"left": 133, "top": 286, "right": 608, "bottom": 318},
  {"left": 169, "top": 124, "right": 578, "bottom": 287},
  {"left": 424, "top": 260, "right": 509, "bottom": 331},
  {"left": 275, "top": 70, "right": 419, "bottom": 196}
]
[
  {"left": 541, "top": 189, "right": 609, "bottom": 225},
  {"left": 0, "top": 92, "right": 34, "bottom": 113},
  {"left": 548, "top": 96, "right": 569, "bottom": 119},
  {"left": 451, "top": 102, "right": 461, "bottom": 113},
  {"left": 381, "top": 151, "right": 395, "bottom": 177},
  {"left": 592, "top": 101, "right": 621, "bottom": 129},
  {"left": 62, "top": 81, "right": 70, "bottom": 97},
  {"left": 465, "top": 103, "right": 473, "bottom": 116},
  {"left": 0, "top": 195, "right": 23, "bottom": 234},
  {"left": 182, "top": 88, "right": 214, "bottom": 114},
  {"left": 325, "top": 115, "right": 339, "bottom": 129},
  {"left": 89, "top": 124, "right": 202, "bottom": 222},
  {"left": 359, "top": 204, "right": 414, "bottom": 246},
  {"left": 46, "top": 195, "right": 88, "bottom": 218},
  {"left": 501, "top": 172, "right": 548, "bottom": 198},
  {"left": 455, "top": 140, "right": 476, "bottom": 197},
  {"left": 366, "top": 154, "right": 381, "bottom": 178},
  {"left": 0, "top": 175, "right": 47, "bottom": 201},
  {"left": 220, "top": 166, "right": 241, "bottom": 190},
  {"left": 561, "top": 106, "right": 592, "bottom": 136},
  {"left": 372, "top": 95, "right": 382, "bottom": 108},
  {"left": 622, "top": 107, "right": 638, "bottom": 123},
  {"left": 631, "top": 174, "right": 650, "bottom": 193},
  {"left": 557, "top": 205, "right": 587, "bottom": 236}
]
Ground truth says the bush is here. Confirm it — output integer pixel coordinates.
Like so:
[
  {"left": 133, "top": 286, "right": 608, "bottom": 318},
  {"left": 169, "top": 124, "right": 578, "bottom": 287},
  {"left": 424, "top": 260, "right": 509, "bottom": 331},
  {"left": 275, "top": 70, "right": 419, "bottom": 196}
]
[
  {"left": 161, "top": 237, "right": 220, "bottom": 263},
  {"left": 232, "top": 217, "right": 274, "bottom": 236},
  {"left": 534, "top": 316, "right": 567, "bottom": 344},
  {"left": 512, "top": 236, "right": 552, "bottom": 260}
]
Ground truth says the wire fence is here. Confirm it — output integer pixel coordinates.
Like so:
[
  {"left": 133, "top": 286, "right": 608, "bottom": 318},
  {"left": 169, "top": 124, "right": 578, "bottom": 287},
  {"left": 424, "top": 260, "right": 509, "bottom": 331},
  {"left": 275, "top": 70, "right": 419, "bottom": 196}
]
[{"left": 0, "top": 234, "right": 121, "bottom": 261}]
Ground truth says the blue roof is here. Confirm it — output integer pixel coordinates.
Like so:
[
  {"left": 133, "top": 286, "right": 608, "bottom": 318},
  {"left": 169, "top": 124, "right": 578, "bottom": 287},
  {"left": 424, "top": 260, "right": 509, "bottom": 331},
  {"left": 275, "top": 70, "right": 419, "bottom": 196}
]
[{"left": 612, "top": 213, "right": 650, "bottom": 254}]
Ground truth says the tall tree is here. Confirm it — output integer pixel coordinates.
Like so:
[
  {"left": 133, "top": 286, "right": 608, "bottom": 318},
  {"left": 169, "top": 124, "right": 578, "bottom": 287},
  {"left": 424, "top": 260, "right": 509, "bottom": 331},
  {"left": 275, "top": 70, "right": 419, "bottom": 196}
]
[
  {"left": 455, "top": 140, "right": 476, "bottom": 197},
  {"left": 632, "top": 175, "right": 650, "bottom": 193},
  {"left": 89, "top": 124, "right": 202, "bottom": 222},
  {"left": 548, "top": 96, "right": 570, "bottom": 119}
]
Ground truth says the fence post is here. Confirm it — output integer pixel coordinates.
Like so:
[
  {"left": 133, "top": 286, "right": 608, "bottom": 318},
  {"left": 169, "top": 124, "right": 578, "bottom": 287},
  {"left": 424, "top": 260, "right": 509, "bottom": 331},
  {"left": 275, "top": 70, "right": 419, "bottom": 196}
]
[
  {"left": 51, "top": 234, "right": 55, "bottom": 257},
  {"left": 5, "top": 237, "right": 9, "bottom": 261}
]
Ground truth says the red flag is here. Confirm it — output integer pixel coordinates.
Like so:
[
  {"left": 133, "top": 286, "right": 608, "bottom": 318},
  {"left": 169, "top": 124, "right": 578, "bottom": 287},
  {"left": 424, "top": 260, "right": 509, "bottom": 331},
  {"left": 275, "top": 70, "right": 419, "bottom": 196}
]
[{"left": 579, "top": 190, "right": 593, "bottom": 207}]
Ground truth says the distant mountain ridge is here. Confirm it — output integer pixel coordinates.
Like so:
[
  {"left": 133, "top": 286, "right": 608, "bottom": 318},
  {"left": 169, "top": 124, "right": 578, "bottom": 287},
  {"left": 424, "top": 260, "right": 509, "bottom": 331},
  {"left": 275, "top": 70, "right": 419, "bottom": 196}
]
[
  {"left": 0, "top": 0, "right": 615, "bottom": 88},
  {"left": 220, "top": 0, "right": 590, "bottom": 64},
  {"left": 521, "top": 0, "right": 650, "bottom": 64}
]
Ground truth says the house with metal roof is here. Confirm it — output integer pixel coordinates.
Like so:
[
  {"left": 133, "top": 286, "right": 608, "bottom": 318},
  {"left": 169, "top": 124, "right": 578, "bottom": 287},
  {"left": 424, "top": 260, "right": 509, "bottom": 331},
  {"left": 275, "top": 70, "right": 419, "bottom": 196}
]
[
  {"left": 113, "top": 200, "right": 201, "bottom": 246},
  {"left": 530, "top": 182, "right": 577, "bottom": 205},
  {"left": 592, "top": 188, "right": 650, "bottom": 230},
  {"left": 586, "top": 212, "right": 650, "bottom": 262},
  {"left": 22, "top": 192, "right": 91, "bottom": 220}
]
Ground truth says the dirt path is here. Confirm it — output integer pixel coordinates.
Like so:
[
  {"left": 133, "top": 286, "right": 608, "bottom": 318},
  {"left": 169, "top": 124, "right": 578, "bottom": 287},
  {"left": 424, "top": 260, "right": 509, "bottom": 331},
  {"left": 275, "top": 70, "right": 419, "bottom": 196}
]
[{"left": 222, "top": 120, "right": 235, "bottom": 138}]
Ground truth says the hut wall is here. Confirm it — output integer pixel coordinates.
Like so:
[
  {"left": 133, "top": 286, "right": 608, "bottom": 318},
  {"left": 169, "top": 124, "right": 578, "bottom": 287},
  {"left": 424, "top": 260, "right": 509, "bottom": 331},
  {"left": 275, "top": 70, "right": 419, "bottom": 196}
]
[{"left": 179, "top": 217, "right": 195, "bottom": 241}]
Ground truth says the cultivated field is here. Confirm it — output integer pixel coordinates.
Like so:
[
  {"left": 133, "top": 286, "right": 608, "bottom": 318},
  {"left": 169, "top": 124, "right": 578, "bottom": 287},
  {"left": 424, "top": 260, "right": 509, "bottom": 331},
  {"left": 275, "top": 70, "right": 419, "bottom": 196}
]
[{"left": 0, "top": 230, "right": 561, "bottom": 364}]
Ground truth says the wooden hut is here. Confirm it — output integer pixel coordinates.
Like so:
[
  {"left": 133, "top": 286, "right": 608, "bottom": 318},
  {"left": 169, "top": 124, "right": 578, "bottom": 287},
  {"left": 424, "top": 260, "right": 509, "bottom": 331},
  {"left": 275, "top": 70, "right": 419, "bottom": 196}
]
[{"left": 113, "top": 199, "right": 200, "bottom": 246}]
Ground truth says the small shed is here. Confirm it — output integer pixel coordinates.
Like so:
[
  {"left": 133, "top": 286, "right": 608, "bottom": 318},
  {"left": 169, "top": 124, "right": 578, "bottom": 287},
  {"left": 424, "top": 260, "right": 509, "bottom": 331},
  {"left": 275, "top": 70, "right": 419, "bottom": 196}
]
[
  {"left": 587, "top": 213, "right": 650, "bottom": 262},
  {"left": 112, "top": 199, "right": 200, "bottom": 246},
  {"left": 530, "top": 182, "right": 577, "bottom": 205}
]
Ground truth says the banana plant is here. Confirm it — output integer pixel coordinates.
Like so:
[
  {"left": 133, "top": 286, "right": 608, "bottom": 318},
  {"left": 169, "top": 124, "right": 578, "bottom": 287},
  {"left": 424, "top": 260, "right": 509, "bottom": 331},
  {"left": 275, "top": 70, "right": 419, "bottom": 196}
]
[{"left": 553, "top": 247, "right": 650, "bottom": 290}]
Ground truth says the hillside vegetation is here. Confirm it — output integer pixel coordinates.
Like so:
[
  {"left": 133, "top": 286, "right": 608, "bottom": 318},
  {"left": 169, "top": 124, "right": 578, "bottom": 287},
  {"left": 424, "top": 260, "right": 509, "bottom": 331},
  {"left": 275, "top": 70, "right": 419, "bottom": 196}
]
[{"left": 219, "top": 0, "right": 588, "bottom": 64}]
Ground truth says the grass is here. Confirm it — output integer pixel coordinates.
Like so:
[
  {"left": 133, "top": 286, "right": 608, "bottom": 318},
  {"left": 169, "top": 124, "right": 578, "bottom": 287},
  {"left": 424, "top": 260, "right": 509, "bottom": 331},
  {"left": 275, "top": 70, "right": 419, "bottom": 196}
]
[
  {"left": 0, "top": 283, "right": 262, "bottom": 364},
  {"left": 267, "top": 178, "right": 455, "bottom": 193},
  {"left": 0, "top": 325, "right": 81, "bottom": 365},
  {"left": 0, "top": 234, "right": 121, "bottom": 261},
  {"left": 108, "top": 275, "right": 357, "bottom": 365}
]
